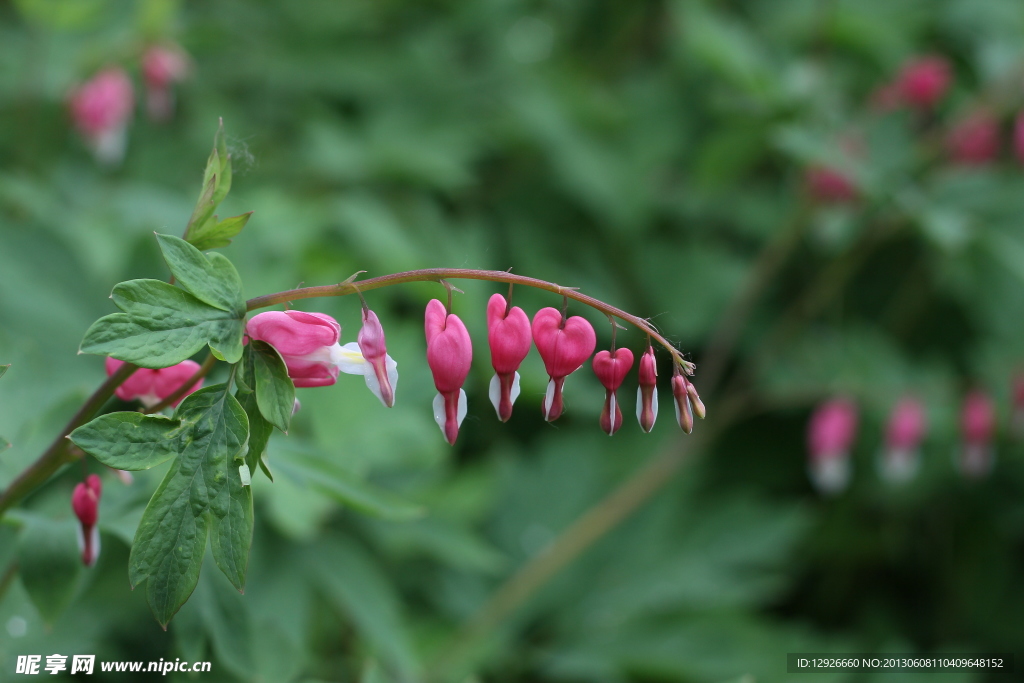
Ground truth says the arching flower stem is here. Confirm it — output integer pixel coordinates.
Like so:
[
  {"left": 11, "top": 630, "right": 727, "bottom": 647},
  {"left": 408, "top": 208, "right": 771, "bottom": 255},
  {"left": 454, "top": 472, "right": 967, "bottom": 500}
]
[{"left": 245, "top": 268, "right": 694, "bottom": 375}]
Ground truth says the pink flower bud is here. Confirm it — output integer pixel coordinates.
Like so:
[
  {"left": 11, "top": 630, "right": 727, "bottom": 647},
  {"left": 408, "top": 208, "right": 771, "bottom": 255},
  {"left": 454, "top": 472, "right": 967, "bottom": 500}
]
[
  {"left": 105, "top": 357, "right": 203, "bottom": 408},
  {"left": 592, "top": 348, "right": 634, "bottom": 435},
  {"left": 1013, "top": 112, "right": 1024, "bottom": 165},
  {"left": 357, "top": 309, "right": 396, "bottom": 407},
  {"left": 72, "top": 475, "right": 102, "bottom": 567},
  {"left": 142, "top": 44, "right": 190, "bottom": 122},
  {"left": 671, "top": 374, "right": 691, "bottom": 434},
  {"left": 946, "top": 111, "right": 1000, "bottom": 165},
  {"left": 960, "top": 390, "right": 996, "bottom": 477},
  {"left": 247, "top": 310, "right": 343, "bottom": 388},
  {"left": 879, "top": 397, "right": 926, "bottom": 484},
  {"left": 806, "top": 166, "right": 858, "bottom": 203},
  {"left": 486, "top": 293, "right": 532, "bottom": 422},
  {"left": 635, "top": 347, "right": 659, "bottom": 433},
  {"left": 68, "top": 67, "right": 134, "bottom": 165},
  {"left": 895, "top": 56, "right": 951, "bottom": 109},
  {"left": 425, "top": 299, "right": 473, "bottom": 444},
  {"left": 532, "top": 307, "right": 596, "bottom": 421},
  {"left": 806, "top": 399, "right": 857, "bottom": 494}
]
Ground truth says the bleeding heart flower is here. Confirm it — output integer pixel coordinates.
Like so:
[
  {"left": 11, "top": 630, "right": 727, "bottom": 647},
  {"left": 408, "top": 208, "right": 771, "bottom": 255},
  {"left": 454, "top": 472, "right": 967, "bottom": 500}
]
[
  {"left": 532, "top": 307, "right": 596, "bottom": 421},
  {"left": 636, "top": 347, "right": 658, "bottom": 433},
  {"left": 142, "top": 44, "right": 190, "bottom": 122},
  {"left": 105, "top": 357, "right": 203, "bottom": 408},
  {"left": 946, "top": 111, "right": 1000, "bottom": 165},
  {"left": 879, "top": 396, "right": 926, "bottom": 484},
  {"left": 72, "top": 474, "right": 102, "bottom": 567},
  {"left": 806, "top": 398, "right": 858, "bottom": 495},
  {"left": 670, "top": 371, "right": 704, "bottom": 434},
  {"left": 68, "top": 67, "right": 134, "bottom": 166},
  {"left": 357, "top": 308, "right": 397, "bottom": 407},
  {"left": 425, "top": 299, "right": 473, "bottom": 444},
  {"left": 960, "top": 390, "right": 996, "bottom": 478},
  {"left": 806, "top": 166, "right": 858, "bottom": 204},
  {"left": 592, "top": 348, "right": 633, "bottom": 435},
  {"left": 486, "top": 293, "right": 532, "bottom": 422},
  {"left": 895, "top": 56, "right": 951, "bottom": 109}
]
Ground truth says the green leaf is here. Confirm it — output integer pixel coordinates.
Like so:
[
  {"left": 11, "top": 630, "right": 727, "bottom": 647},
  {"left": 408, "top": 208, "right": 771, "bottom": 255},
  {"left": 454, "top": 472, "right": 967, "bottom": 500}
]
[
  {"left": 185, "top": 173, "right": 217, "bottom": 240},
  {"left": 128, "top": 384, "right": 251, "bottom": 627},
  {"left": 69, "top": 412, "right": 181, "bottom": 470},
  {"left": 155, "top": 234, "right": 245, "bottom": 314},
  {"left": 80, "top": 279, "right": 244, "bottom": 367},
  {"left": 238, "top": 388, "right": 273, "bottom": 479},
  {"left": 0, "top": 364, "right": 8, "bottom": 379},
  {"left": 196, "top": 568, "right": 256, "bottom": 679},
  {"left": 17, "top": 516, "right": 83, "bottom": 625},
  {"left": 188, "top": 212, "right": 253, "bottom": 251},
  {"left": 251, "top": 340, "right": 295, "bottom": 433},
  {"left": 0, "top": 437, "right": 9, "bottom": 453}
]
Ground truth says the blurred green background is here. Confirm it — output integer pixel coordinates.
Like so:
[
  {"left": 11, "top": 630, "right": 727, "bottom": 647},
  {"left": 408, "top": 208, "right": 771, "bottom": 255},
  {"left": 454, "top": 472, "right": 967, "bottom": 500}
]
[{"left": 3, "top": 0, "right": 1024, "bottom": 681}]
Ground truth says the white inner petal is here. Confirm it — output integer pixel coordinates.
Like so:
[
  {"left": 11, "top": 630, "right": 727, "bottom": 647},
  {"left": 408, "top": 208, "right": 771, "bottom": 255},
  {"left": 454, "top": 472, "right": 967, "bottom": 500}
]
[
  {"left": 510, "top": 371, "right": 521, "bottom": 405},
  {"left": 456, "top": 388, "right": 468, "bottom": 427},
  {"left": 239, "top": 464, "right": 252, "bottom": 487},
  {"left": 489, "top": 374, "right": 502, "bottom": 417},
  {"left": 543, "top": 379, "right": 556, "bottom": 418},
  {"left": 650, "top": 390, "right": 659, "bottom": 424},
  {"left": 90, "top": 526, "right": 101, "bottom": 566},
  {"left": 363, "top": 353, "right": 399, "bottom": 406},
  {"left": 809, "top": 454, "right": 850, "bottom": 495},
  {"left": 432, "top": 393, "right": 447, "bottom": 436},
  {"left": 329, "top": 342, "right": 368, "bottom": 375},
  {"left": 636, "top": 387, "right": 644, "bottom": 425}
]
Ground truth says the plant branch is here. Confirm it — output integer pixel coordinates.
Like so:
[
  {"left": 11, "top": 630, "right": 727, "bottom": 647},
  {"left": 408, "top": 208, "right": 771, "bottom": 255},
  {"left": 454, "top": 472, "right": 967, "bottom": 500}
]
[
  {"left": 0, "top": 362, "right": 138, "bottom": 518},
  {"left": 245, "top": 268, "right": 695, "bottom": 375}
]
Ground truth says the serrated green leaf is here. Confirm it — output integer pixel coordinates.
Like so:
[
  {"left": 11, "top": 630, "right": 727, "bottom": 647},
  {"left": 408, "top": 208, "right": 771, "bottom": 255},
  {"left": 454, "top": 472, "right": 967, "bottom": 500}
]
[
  {"left": 17, "top": 516, "right": 83, "bottom": 625},
  {"left": 69, "top": 412, "right": 181, "bottom": 470},
  {"left": 80, "top": 279, "right": 244, "bottom": 367},
  {"left": 252, "top": 340, "right": 294, "bottom": 433},
  {"left": 129, "top": 384, "right": 251, "bottom": 627},
  {"left": 155, "top": 234, "right": 245, "bottom": 314},
  {"left": 188, "top": 212, "right": 252, "bottom": 251}
]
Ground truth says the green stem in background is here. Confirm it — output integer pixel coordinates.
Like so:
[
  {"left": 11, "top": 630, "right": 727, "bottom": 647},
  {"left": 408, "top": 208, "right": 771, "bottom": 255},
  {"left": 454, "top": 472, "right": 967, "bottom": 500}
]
[
  {"left": 0, "top": 362, "right": 138, "bottom": 517},
  {"left": 246, "top": 268, "right": 695, "bottom": 375}
]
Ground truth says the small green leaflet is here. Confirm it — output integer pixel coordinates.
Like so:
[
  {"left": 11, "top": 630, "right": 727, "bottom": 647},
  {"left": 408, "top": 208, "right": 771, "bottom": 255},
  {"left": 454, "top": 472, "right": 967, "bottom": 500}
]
[
  {"left": 71, "top": 384, "right": 253, "bottom": 627},
  {"left": 79, "top": 235, "right": 245, "bottom": 368},
  {"left": 236, "top": 346, "right": 274, "bottom": 480},
  {"left": 185, "top": 119, "right": 250, "bottom": 251},
  {"left": 250, "top": 340, "right": 294, "bottom": 434},
  {"left": 189, "top": 213, "right": 253, "bottom": 252}
]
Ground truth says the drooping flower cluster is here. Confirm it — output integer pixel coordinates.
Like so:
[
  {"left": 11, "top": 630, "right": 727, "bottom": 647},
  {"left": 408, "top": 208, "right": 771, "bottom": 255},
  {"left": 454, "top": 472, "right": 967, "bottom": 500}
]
[
  {"left": 806, "top": 385, "right": 1010, "bottom": 494},
  {"left": 105, "top": 357, "right": 203, "bottom": 408},
  {"left": 248, "top": 292, "right": 703, "bottom": 446},
  {"left": 72, "top": 474, "right": 102, "bottom": 567}
]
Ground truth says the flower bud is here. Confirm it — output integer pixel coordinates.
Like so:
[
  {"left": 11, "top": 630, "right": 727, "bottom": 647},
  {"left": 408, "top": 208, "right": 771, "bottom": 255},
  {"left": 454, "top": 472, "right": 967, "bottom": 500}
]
[
  {"left": 357, "top": 309, "right": 397, "bottom": 407},
  {"left": 68, "top": 67, "right": 134, "bottom": 166},
  {"left": 635, "top": 347, "right": 658, "bottom": 433},
  {"left": 960, "top": 390, "right": 996, "bottom": 478},
  {"left": 105, "top": 357, "right": 203, "bottom": 408},
  {"left": 671, "top": 374, "right": 693, "bottom": 434},
  {"left": 593, "top": 348, "right": 633, "bottom": 435},
  {"left": 896, "top": 56, "right": 951, "bottom": 109},
  {"left": 946, "top": 111, "right": 1000, "bottom": 165},
  {"left": 72, "top": 475, "right": 102, "bottom": 567},
  {"left": 486, "top": 293, "right": 532, "bottom": 421},
  {"left": 425, "top": 299, "right": 472, "bottom": 444},
  {"left": 879, "top": 397, "right": 926, "bottom": 484},
  {"left": 806, "top": 399, "right": 857, "bottom": 495},
  {"left": 532, "top": 307, "right": 596, "bottom": 421}
]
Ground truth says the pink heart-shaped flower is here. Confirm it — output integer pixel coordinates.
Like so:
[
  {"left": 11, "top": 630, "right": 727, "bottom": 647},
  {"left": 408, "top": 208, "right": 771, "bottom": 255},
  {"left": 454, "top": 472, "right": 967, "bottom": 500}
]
[
  {"left": 532, "top": 308, "right": 596, "bottom": 380},
  {"left": 592, "top": 348, "right": 633, "bottom": 392}
]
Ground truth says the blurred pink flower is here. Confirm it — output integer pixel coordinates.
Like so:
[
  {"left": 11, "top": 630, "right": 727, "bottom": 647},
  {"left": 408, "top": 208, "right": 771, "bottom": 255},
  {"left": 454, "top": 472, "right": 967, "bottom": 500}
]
[
  {"left": 807, "top": 398, "right": 858, "bottom": 494},
  {"left": 105, "top": 357, "right": 203, "bottom": 408},
  {"left": 806, "top": 166, "right": 858, "bottom": 203},
  {"left": 895, "top": 56, "right": 951, "bottom": 109},
  {"left": 946, "top": 111, "right": 1000, "bottom": 165},
  {"left": 960, "top": 390, "right": 996, "bottom": 478},
  {"left": 142, "top": 44, "right": 190, "bottom": 121},
  {"left": 68, "top": 67, "right": 134, "bottom": 165},
  {"left": 879, "top": 397, "right": 926, "bottom": 484},
  {"left": 72, "top": 474, "right": 102, "bottom": 567}
]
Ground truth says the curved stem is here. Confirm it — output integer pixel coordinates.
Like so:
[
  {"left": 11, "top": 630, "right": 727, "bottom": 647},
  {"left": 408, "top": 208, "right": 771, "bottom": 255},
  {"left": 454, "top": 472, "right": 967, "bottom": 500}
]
[
  {"left": 0, "top": 362, "right": 138, "bottom": 517},
  {"left": 142, "top": 353, "right": 218, "bottom": 414},
  {"left": 245, "top": 269, "right": 695, "bottom": 375}
]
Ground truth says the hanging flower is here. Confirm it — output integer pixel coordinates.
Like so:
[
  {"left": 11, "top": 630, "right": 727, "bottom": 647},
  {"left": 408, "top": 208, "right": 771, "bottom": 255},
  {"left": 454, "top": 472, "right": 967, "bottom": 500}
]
[
  {"left": 486, "top": 293, "right": 532, "bottom": 422},
  {"left": 879, "top": 396, "right": 926, "bottom": 484},
  {"left": 105, "top": 357, "right": 203, "bottom": 408},
  {"left": 946, "top": 111, "right": 1000, "bottom": 165},
  {"left": 357, "top": 308, "right": 398, "bottom": 407},
  {"left": 895, "top": 56, "right": 951, "bottom": 109},
  {"left": 72, "top": 474, "right": 102, "bottom": 567},
  {"left": 68, "top": 67, "right": 134, "bottom": 166},
  {"left": 806, "top": 398, "right": 858, "bottom": 495},
  {"left": 593, "top": 348, "right": 633, "bottom": 435},
  {"left": 960, "top": 390, "right": 996, "bottom": 478},
  {"left": 425, "top": 299, "right": 473, "bottom": 445},
  {"left": 532, "top": 307, "right": 596, "bottom": 421},
  {"left": 636, "top": 346, "right": 658, "bottom": 433},
  {"left": 142, "top": 43, "right": 190, "bottom": 122}
]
